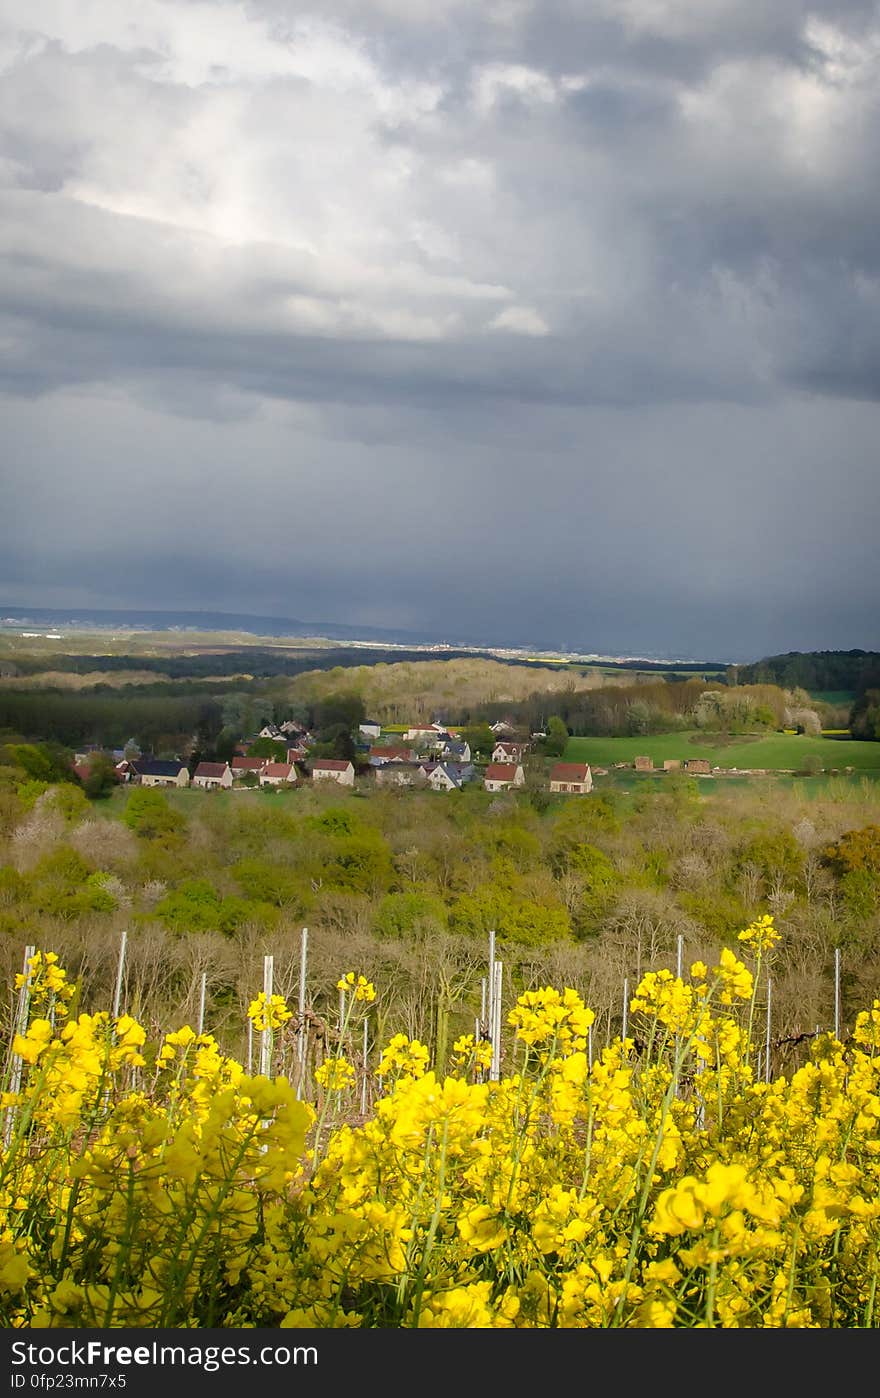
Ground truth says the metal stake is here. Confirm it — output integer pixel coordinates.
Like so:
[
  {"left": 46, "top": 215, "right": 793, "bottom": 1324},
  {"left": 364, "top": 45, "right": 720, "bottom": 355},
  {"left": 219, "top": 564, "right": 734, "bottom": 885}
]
[
  {"left": 112, "top": 929, "right": 128, "bottom": 1019},
  {"left": 296, "top": 927, "right": 308, "bottom": 1099},
  {"left": 197, "top": 971, "right": 207, "bottom": 1036},
  {"left": 259, "top": 954, "right": 274, "bottom": 1077}
]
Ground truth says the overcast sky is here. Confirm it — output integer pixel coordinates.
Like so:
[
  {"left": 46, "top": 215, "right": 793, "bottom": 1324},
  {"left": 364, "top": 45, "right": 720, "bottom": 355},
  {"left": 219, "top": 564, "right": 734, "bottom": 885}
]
[{"left": 2, "top": 1, "right": 879, "bottom": 661}]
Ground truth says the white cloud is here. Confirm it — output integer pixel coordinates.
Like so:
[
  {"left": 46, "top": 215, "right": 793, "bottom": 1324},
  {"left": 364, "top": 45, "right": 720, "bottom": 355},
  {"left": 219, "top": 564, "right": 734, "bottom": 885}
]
[{"left": 487, "top": 305, "right": 550, "bottom": 336}]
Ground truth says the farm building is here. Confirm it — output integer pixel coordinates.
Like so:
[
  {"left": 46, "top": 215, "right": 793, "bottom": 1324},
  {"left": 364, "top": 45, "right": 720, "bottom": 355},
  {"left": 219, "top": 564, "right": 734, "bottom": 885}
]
[
  {"left": 663, "top": 759, "right": 682, "bottom": 771},
  {"left": 634, "top": 755, "right": 654, "bottom": 771},
  {"left": 549, "top": 762, "right": 593, "bottom": 794},
  {"left": 684, "top": 759, "right": 711, "bottom": 775}
]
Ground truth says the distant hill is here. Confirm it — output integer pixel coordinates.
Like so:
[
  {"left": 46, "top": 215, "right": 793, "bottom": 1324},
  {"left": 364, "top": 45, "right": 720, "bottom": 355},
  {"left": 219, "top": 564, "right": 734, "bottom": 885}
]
[
  {"left": 0, "top": 605, "right": 455, "bottom": 648},
  {"left": 737, "top": 649, "right": 880, "bottom": 695},
  {"left": 0, "top": 605, "right": 729, "bottom": 667}
]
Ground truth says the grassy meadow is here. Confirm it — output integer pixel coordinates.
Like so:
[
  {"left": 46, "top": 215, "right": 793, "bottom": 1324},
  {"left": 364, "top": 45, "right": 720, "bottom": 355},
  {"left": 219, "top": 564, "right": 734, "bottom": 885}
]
[{"left": 564, "top": 731, "right": 880, "bottom": 773}]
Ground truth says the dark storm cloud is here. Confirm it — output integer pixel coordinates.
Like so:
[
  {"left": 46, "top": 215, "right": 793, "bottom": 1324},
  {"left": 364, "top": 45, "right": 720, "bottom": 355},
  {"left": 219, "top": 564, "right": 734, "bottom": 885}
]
[{"left": 1, "top": 0, "right": 879, "bottom": 657}]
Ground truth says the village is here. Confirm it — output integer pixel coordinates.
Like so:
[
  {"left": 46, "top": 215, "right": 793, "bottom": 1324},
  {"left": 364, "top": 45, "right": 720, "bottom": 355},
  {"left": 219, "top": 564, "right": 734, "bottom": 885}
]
[{"left": 71, "top": 714, "right": 729, "bottom": 798}]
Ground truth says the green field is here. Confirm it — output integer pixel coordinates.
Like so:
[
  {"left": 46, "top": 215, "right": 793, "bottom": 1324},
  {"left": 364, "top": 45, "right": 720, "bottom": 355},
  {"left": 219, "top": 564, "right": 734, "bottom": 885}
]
[
  {"left": 563, "top": 730, "right": 880, "bottom": 773},
  {"left": 809, "top": 690, "right": 856, "bottom": 706}
]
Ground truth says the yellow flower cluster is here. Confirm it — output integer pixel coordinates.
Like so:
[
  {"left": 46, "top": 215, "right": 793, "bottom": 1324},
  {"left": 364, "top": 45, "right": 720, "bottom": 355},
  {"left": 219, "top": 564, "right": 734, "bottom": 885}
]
[
  {"left": 714, "top": 946, "right": 754, "bottom": 1006},
  {"left": 451, "top": 1034, "right": 494, "bottom": 1074},
  {"left": 15, "top": 951, "right": 75, "bottom": 1021},
  {"left": 2, "top": 930, "right": 880, "bottom": 1330},
  {"left": 336, "top": 972, "right": 376, "bottom": 1004},
  {"left": 508, "top": 987, "right": 595, "bottom": 1057},
  {"left": 376, "top": 1033, "right": 430, "bottom": 1080},
  {"left": 853, "top": 1000, "right": 880, "bottom": 1050},
  {"left": 247, "top": 992, "right": 293, "bottom": 1032},
  {"left": 737, "top": 914, "right": 781, "bottom": 954},
  {"left": 629, "top": 970, "right": 703, "bottom": 1035},
  {"left": 315, "top": 1057, "right": 356, "bottom": 1092}
]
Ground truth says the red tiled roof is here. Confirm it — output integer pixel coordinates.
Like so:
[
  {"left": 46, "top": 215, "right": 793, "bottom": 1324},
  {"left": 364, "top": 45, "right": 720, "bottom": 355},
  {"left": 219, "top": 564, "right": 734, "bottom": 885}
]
[
  {"left": 194, "top": 762, "right": 228, "bottom": 777},
  {"left": 231, "top": 756, "right": 265, "bottom": 771},
  {"left": 484, "top": 764, "right": 520, "bottom": 782},
  {"left": 549, "top": 763, "right": 591, "bottom": 781},
  {"left": 262, "top": 763, "right": 294, "bottom": 778},
  {"left": 312, "top": 759, "right": 352, "bottom": 771},
  {"left": 370, "top": 746, "right": 412, "bottom": 759}
]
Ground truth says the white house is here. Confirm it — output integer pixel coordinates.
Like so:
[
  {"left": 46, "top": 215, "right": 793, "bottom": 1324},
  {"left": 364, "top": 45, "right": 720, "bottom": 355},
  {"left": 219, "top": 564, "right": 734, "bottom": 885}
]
[
  {"left": 549, "top": 762, "right": 593, "bottom": 794},
  {"left": 192, "top": 761, "right": 233, "bottom": 790},
  {"left": 132, "top": 759, "right": 190, "bottom": 788},
  {"left": 423, "top": 762, "right": 475, "bottom": 792},
  {"left": 426, "top": 763, "right": 462, "bottom": 791},
  {"left": 230, "top": 756, "right": 267, "bottom": 779},
  {"left": 436, "top": 738, "right": 471, "bottom": 762},
  {"left": 404, "top": 724, "right": 439, "bottom": 743},
  {"left": 489, "top": 720, "right": 516, "bottom": 736},
  {"left": 483, "top": 763, "right": 525, "bottom": 792},
  {"left": 374, "top": 762, "right": 428, "bottom": 788},
  {"left": 259, "top": 762, "right": 297, "bottom": 786},
  {"left": 368, "top": 745, "right": 417, "bottom": 766},
  {"left": 311, "top": 759, "right": 355, "bottom": 787},
  {"left": 359, "top": 721, "right": 382, "bottom": 740},
  {"left": 492, "top": 741, "right": 526, "bottom": 764}
]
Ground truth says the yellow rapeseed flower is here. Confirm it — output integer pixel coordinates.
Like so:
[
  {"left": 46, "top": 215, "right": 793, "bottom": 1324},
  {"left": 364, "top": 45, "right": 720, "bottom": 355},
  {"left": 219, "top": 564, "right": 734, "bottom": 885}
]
[
  {"left": 737, "top": 914, "right": 780, "bottom": 953},
  {"left": 336, "top": 972, "right": 376, "bottom": 1003},
  {"left": 247, "top": 992, "right": 293, "bottom": 1032},
  {"left": 315, "top": 1057, "right": 356, "bottom": 1092}
]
